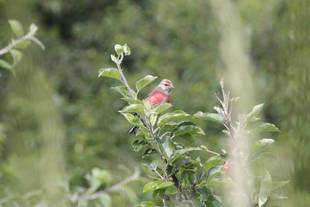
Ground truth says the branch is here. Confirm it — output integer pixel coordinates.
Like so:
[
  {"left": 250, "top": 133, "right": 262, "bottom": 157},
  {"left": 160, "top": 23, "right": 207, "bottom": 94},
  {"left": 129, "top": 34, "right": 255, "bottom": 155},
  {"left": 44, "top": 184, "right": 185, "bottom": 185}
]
[
  {"left": 0, "top": 24, "right": 44, "bottom": 57},
  {"left": 78, "top": 167, "right": 140, "bottom": 202}
]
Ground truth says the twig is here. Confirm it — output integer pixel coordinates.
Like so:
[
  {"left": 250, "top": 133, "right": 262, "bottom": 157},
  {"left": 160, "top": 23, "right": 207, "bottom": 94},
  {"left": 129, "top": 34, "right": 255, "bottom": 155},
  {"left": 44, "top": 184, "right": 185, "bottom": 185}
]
[
  {"left": 78, "top": 167, "right": 140, "bottom": 202},
  {"left": 0, "top": 24, "right": 44, "bottom": 57}
]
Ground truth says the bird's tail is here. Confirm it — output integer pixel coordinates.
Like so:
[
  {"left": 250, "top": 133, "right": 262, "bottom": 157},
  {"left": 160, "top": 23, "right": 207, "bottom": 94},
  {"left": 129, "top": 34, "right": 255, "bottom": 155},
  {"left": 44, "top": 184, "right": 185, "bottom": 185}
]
[{"left": 128, "top": 126, "right": 139, "bottom": 134}]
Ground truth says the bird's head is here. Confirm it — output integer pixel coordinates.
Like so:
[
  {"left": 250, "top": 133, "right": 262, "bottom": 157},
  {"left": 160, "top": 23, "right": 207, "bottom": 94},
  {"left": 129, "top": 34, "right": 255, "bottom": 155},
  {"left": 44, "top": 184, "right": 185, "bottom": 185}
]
[{"left": 158, "top": 79, "right": 174, "bottom": 93}]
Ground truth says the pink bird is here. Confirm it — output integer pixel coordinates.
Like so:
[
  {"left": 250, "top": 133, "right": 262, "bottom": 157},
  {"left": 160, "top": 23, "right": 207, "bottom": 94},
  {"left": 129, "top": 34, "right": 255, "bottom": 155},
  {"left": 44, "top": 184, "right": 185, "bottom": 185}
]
[{"left": 128, "top": 79, "right": 174, "bottom": 134}]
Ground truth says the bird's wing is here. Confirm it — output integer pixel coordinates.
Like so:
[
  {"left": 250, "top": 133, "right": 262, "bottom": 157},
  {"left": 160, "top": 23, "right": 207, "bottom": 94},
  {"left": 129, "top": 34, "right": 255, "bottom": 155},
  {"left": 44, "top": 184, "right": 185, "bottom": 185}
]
[{"left": 146, "top": 90, "right": 168, "bottom": 106}]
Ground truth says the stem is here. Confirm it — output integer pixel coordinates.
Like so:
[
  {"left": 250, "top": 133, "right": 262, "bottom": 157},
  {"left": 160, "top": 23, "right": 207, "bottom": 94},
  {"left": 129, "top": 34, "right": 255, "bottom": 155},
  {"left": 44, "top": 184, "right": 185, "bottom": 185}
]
[
  {"left": 77, "top": 167, "right": 140, "bottom": 202},
  {"left": 0, "top": 26, "right": 44, "bottom": 56},
  {"left": 115, "top": 54, "right": 135, "bottom": 98}
]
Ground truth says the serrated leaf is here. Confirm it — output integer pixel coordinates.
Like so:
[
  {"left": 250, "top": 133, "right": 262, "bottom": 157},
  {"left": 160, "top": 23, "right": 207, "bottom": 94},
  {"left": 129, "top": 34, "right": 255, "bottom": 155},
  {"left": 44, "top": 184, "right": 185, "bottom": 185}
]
[
  {"left": 136, "top": 75, "right": 157, "bottom": 91},
  {"left": 153, "top": 103, "right": 172, "bottom": 114},
  {"left": 8, "top": 19, "right": 24, "bottom": 36},
  {"left": 120, "top": 104, "right": 144, "bottom": 113},
  {"left": 258, "top": 171, "right": 272, "bottom": 207},
  {"left": 143, "top": 180, "right": 174, "bottom": 193},
  {"left": 98, "top": 67, "right": 120, "bottom": 80},
  {"left": 0, "top": 59, "right": 13, "bottom": 71}
]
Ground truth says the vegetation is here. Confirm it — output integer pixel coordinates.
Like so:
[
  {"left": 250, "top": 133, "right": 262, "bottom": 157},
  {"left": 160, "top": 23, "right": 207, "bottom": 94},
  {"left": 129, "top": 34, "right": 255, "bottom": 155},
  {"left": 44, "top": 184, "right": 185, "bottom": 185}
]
[{"left": 0, "top": 0, "right": 309, "bottom": 206}]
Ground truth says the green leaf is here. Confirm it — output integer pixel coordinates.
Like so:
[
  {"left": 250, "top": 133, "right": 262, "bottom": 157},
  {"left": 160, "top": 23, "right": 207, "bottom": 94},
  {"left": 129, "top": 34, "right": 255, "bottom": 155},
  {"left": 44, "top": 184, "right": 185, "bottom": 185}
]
[
  {"left": 257, "top": 123, "right": 280, "bottom": 133},
  {"left": 98, "top": 193, "right": 112, "bottom": 207},
  {"left": 16, "top": 40, "right": 31, "bottom": 49},
  {"left": 8, "top": 19, "right": 24, "bottom": 36},
  {"left": 10, "top": 49, "right": 23, "bottom": 64},
  {"left": 114, "top": 44, "right": 124, "bottom": 55},
  {"left": 112, "top": 85, "right": 130, "bottom": 97},
  {"left": 123, "top": 44, "right": 131, "bottom": 55},
  {"left": 170, "top": 147, "right": 203, "bottom": 162},
  {"left": 158, "top": 111, "right": 190, "bottom": 127},
  {"left": 205, "top": 113, "right": 223, "bottom": 123},
  {"left": 143, "top": 180, "right": 174, "bottom": 193},
  {"left": 251, "top": 139, "right": 275, "bottom": 161},
  {"left": 110, "top": 54, "right": 118, "bottom": 63},
  {"left": 258, "top": 171, "right": 272, "bottom": 207},
  {"left": 120, "top": 112, "right": 140, "bottom": 125},
  {"left": 0, "top": 59, "right": 13, "bottom": 71},
  {"left": 136, "top": 201, "right": 156, "bottom": 207},
  {"left": 153, "top": 103, "right": 172, "bottom": 114},
  {"left": 271, "top": 180, "right": 289, "bottom": 191},
  {"left": 91, "top": 168, "right": 112, "bottom": 186},
  {"left": 120, "top": 104, "right": 144, "bottom": 113},
  {"left": 131, "top": 139, "right": 148, "bottom": 152},
  {"left": 247, "top": 103, "right": 264, "bottom": 121},
  {"left": 174, "top": 124, "right": 205, "bottom": 137},
  {"left": 98, "top": 67, "right": 120, "bottom": 80},
  {"left": 136, "top": 75, "right": 157, "bottom": 91},
  {"left": 161, "top": 137, "right": 175, "bottom": 158},
  {"left": 204, "top": 156, "right": 224, "bottom": 174}
]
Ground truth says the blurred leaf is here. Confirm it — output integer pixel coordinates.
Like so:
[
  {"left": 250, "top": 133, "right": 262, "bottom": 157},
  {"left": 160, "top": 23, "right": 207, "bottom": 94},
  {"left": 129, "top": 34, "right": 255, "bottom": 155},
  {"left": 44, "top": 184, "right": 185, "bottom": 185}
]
[
  {"left": 204, "top": 156, "right": 224, "bottom": 175},
  {"left": 112, "top": 85, "right": 130, "bottom": 97},
  {"left": 257, "top": 123, "right": 280, "bottom": 133},
  {"left": 120, "top": 104, "right": 144, "bottom": 113},
  {"left": 114, "top": 44, "right": 124, "bottom": 55},
  {"left": 123, "top": 44, "right": 131, "bottom": 56},
  {"left": 143, "top": 180, "right": 174, "bottom": 193},
  {"left": 271, "top": 180, "right": 290, "bottom": 191},
  {"left": 8, "top": 19, "right": 24, "bottom": 36},
  {"left": 136, "top": 75, "right": 157, "bottom": 91},
  {"left": 194, "top": 112, "right": 223, "bottom": 124},
  {"left": 136, "top": 201, "right": 156, "bottom": 207},
  {"left": 110, "top": 54, "right": 118, "bottom": 63},
  {"left": 91, "top": 168, "right": 112, "bottom": 186},
  {"left": 153, "top": 103, "right": 172, "bottom": 114},
  {"left": 98, "top": 67, "right": 120, "bottom": 80},
  {"left": 16, "top": 39, "right": 31, "bottom": 49},
  {"left": 10, "top": 49, "right": 23, "bottom": 64},
  {"left": 158, "top": 111, "right": 190, "bottom": 127},
  {"left": 0, "top": 59, "right": 13, "bottom": 71},
  {"left": 161, "top": 137, "right": 175, "bottom": 158},
  {"left": 120, "top": 112, "right": 140, "bottom": 125},
  {"left": 131, "top": 138, "right": 148, "bottom": 152},
  {"left": 174, "top": 124, "right": 205, "bottom": 137},
  {"left": 247, "top": 103, "right": 264, "bottom": 121},
  {"left": 98, "top": 193, "right": 112, "bottom": 207},
  {"left": 258, "top": 171, "right": 272, "bottom": 207}
]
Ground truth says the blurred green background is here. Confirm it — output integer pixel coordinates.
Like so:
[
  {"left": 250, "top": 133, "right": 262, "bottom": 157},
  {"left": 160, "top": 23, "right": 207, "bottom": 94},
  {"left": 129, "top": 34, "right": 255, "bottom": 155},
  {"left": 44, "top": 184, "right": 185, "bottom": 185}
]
[{"left": 0, "top": 0, "right": 309, "bottom": 206}]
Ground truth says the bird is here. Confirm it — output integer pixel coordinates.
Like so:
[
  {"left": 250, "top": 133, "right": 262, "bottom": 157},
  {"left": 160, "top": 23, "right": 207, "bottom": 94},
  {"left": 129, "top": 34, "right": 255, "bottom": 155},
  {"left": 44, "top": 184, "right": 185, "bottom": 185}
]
[{"left": 128, "top": 79, "right": 174, "bottom": 134}]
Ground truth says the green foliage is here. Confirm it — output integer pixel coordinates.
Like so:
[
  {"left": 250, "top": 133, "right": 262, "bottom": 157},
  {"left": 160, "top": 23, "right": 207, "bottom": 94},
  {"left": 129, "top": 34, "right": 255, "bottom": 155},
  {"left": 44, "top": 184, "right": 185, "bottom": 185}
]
[
  {"left": 0, "top": 19, "right": 44, "bottom": 73},
  {"left": 98, "top": 44, "right": 285, "bottom": 207}
]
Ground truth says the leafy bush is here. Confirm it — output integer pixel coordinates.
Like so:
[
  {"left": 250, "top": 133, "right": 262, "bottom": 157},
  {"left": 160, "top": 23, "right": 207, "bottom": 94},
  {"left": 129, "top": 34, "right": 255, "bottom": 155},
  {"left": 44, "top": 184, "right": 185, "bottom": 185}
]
[{"left": 97, "top": 44, "right": 287, "bottom": 207}]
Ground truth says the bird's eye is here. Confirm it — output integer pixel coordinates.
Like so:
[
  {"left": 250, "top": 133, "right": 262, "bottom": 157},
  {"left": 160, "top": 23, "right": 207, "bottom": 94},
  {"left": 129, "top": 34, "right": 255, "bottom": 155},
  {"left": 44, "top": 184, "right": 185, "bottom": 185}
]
[{"left": 164, "top": 83, "right": 169, "bottom": 86}]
